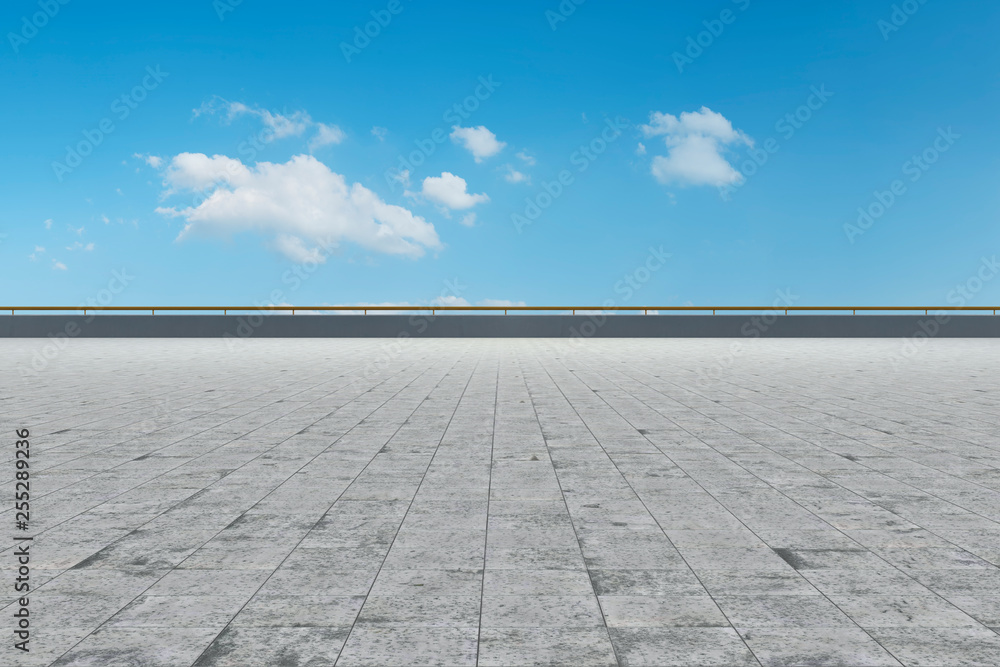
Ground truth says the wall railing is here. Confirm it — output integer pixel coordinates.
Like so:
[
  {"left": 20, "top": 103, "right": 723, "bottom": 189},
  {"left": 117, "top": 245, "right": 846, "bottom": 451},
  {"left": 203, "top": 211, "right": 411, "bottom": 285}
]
[{"left": 3, "top": 306, "right": 999, "bottom": 316}]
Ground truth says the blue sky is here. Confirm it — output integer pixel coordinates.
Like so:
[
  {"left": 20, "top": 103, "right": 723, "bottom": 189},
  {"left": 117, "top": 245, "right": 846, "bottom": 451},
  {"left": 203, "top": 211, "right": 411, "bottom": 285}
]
[{"left": 2, "top": 0, "right": 998, "bottom": 309}]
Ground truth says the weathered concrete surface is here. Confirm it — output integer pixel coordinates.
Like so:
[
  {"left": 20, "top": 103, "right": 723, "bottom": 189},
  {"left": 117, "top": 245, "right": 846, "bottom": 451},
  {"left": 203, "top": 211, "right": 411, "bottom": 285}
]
[
  {"left": 2, "top": 314, "right": 1000, "bottom": 338},
  {"left": 2, "top": 339, "right": 999, "bottom": 666}
]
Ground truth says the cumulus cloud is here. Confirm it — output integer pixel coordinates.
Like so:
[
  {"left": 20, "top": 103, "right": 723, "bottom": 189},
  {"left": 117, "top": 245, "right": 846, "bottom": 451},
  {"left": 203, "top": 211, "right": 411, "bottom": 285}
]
[
  {"left": 154, "top": 153, "right": 441, "bottom": 261},
  {"left": 516, "top": 150, "right": 536, "bottom": 166},
  {"left": 421, "top": 172, "right": 489, "bottom": 210},
  {"left": 371, "top": 126, "right": 388, "bottom": 141},
  {"left": 28, "top": 246, "right": 44, "bottom": 261},
  {"left": 44, "top": 219, "right": 52, "bottom": 229},
  {"left": 460, "top": 213, "right": 477, "bottom": 227},
  {"left": 52, "top": 260, "right": 67, "bottom": 271},
  {"left": 309, "top": 123, "right": 347, "bottom": 151},
  {"left": 161, "top": 152, "right": 246, "bottom": 191},
  {"left": 503, "top": 165, "right": 530, "bottom": 184},
  {"left": 67, "top": 242, "right": 95, "bottom": 251},
  {"left": 271, "top": 235, "right": 327, "bottom": 264},
  {"left": 195, "top": 97, "right": 345, "bottom": 150},
  {"left": 450, "top": 125, "right": 506, "bottom": 162},
  {"left": 134, "top": 153, "right": 164, "bottom": 168},
  {"left": 640, "top": 107, "right": 751, "bottom": 187}
]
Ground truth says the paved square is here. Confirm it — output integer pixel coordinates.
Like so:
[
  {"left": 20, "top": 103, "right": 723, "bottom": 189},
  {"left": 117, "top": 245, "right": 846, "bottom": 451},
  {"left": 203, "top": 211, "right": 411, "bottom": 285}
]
[{"left": 2, "top": 338, "right": 1000, "bottom": 666}]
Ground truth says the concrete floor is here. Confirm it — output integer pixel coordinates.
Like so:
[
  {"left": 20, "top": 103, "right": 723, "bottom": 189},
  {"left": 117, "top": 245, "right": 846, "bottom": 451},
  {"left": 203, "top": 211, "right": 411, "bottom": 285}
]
[{"left": 2, "top": 338, "right": 1000, "bottom": 667}]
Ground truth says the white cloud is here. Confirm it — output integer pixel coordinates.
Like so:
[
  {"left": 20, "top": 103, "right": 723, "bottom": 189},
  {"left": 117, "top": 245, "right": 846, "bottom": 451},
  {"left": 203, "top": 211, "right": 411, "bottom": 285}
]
[
  {"left": 432, "top": 295, "right": 471, "bottom": 307},
  {"left": 154, "top": 153, "right": 441, "bottom": 261},
  {"left": 640, "top": 107, "right": 751, "bottom": 187},
  {"left": 162, "top": 152, "right": 246, "bottom": 191},
  {"left": 425, "top": 297, "right": 526, "bottom": 310},
  {"left": 101, "top": 215, "right": 135, "bottom": 226},
  {"left": 195, "top": 97, "right": 345, "bottom": 151},
  {"left": 450, "top": 125, "right": 506, "bottom": 162},
  {"left": 272, "top": 235, "right": 327, "bottom": 264},
  {"left": 478, "top": 299, "right": 526, "bottom": 307},
  {"left": 69, "top": 225, "right": 84, "bottom": 236},
  {"left": 203, "top": 99, "right": 310, "bottom": 139},
  {"left": 135, "top": 153, "right": 163, "bottom": 168},
  {"left": 503, "top": 164, "right": 530, "bottom": 184},
  {"left": 67, "top": 242, "right": 95, "bottom": 251},
  {"left": 44, "top": 219, "right": 52, "bottom": 229},
  {"left": 390, "top": 169, "right": 411, "bottom": 187},
  {"left": 516, "top": 150, "right": 536, "bottom": 166},
  {"left": 636, "top": 142, "right": 647, "bottom": 155},
  {"left": 371, "top": 126, "right": 388, "bottom": 141},
  {"left": 649, "top": 137, "right": 744, "bottom": 187},
  {"left": 460, "top": 213, "right": 477, "bottom": 227},
  {"left": 28, "top": 246, "right": 44, "bottom": 261},
  {"left": 421, "top": 172, "right": 489, "bottom": 210},
  {"left": 52, "top": 260, "right": 67, "bottom": 271},
  {"left": 309, "top": 123, "right": 347, "bottom": 151}
]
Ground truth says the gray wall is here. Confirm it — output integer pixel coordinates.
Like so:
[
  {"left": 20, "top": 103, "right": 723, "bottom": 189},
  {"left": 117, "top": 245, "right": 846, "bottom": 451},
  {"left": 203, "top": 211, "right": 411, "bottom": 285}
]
[{"left": 1, "top": 314, "right": 998, "bottom": 338}]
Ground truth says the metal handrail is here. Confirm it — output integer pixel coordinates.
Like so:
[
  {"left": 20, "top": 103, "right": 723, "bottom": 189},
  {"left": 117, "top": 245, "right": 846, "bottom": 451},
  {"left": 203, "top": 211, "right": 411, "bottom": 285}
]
[{"left": 3, "top": 306, "right": 999, "bottom": 315}]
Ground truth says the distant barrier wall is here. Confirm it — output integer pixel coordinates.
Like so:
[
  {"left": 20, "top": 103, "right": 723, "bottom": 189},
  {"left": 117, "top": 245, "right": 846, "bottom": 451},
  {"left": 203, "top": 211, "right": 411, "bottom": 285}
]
[{"left": 1, "top": 315, "right": 999, "bottom": 338}]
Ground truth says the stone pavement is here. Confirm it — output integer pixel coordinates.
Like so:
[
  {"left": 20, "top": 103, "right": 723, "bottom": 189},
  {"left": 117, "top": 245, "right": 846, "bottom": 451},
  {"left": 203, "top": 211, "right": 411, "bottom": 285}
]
[{"left": 1, "top": 338, "right": 999, "bottom": 666}]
